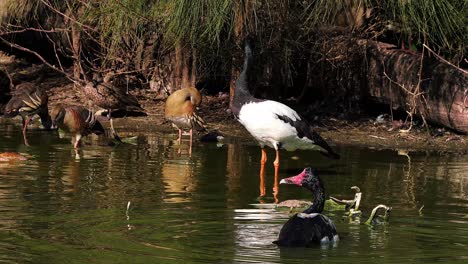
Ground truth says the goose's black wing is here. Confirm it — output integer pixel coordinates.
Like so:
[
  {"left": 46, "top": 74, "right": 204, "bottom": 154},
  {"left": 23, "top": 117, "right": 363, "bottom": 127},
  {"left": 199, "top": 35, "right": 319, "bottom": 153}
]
[{"left": 274, "top": 213, "right": 338, "bottom": 247}]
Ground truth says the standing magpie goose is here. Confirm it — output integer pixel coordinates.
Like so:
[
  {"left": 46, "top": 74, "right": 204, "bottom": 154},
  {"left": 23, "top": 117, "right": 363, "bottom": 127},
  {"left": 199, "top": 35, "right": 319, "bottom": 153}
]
[{"left": 230, "top": 40, "right": 339, "bottom": 199}]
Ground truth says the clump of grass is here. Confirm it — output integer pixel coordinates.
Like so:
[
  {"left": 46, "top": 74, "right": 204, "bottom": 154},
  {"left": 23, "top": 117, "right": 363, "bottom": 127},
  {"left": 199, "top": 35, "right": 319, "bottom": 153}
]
[
  {"left": 301, "top": 0, "right": 466, "bottom": 62},
  {"left": 164, "top": 0, "right": 233, "bottom": 46},
  {"left": 1, "top": 0, "right": 465, "bottom": 84},
  {"left": 378, "top": 0, "right": 465, "bottom": 58},
  {"left": 0, "top": 0, "right": 44, "bottom": 25}
]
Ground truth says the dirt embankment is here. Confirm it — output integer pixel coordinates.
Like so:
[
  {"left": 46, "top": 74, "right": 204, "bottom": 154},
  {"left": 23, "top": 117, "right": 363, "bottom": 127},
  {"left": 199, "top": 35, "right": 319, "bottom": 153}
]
[
  {"left": 63, "top": 85, "right": 468, "bottom": 156},
  {"left": 1, "top": 52, "right": 467, "bottom": 155},
  {"left": 115, "top": 99, "right": 468, "bottom": 156}
]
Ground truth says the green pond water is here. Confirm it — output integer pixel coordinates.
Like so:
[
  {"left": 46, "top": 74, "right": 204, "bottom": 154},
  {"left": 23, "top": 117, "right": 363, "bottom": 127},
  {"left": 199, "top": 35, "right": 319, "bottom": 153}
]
[{"left": 0, "top": 120, "right": 467, "bottom": 263}]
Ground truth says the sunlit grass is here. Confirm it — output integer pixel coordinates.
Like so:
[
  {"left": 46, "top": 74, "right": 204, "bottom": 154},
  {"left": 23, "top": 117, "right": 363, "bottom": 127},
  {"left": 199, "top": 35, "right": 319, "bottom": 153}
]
[{"left": 1, "top": 0, "right": 465, "bottom": 70}]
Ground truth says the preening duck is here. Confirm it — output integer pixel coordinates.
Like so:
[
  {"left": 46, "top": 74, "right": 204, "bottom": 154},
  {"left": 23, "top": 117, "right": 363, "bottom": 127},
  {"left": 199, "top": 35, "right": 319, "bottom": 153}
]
[
  {"left": 3, "top": 84, "right": 52, "bottom": 146},
  {"left": 231, "top": 40, "right": 340, "bottom": 198},
  {"left": 165, "top": 87, "right": 206, "bottom": 155},
  {"left": 50, "top": 105, "right": 105, "bottom": 148},
  {"left": 274, "top": 168, "right": 339, "bottom": 246}
]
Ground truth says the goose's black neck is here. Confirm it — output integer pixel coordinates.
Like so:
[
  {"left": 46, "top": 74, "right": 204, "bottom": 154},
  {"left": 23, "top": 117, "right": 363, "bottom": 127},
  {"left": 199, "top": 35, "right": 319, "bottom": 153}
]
[
  {"left": 231, "top": 41, "right": 256, "bottom": 116},
  {"left": 302, "top": 176, "right": 326, "bottom": 214}
]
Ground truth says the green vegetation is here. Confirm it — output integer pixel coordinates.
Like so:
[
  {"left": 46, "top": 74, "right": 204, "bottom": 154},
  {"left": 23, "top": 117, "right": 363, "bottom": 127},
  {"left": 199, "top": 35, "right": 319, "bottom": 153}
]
[{"left": 0, "top": 0, "right": 466, "bottom": 90}]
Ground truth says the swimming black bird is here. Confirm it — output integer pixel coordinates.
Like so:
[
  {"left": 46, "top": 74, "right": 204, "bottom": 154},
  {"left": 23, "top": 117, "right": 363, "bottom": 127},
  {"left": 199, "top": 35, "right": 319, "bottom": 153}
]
[
  {"left": 230, "top": 39, "right": 340, "bottom": 198},
  {"left": 274, "top": 168, "right": 339, "bottom": 247}
]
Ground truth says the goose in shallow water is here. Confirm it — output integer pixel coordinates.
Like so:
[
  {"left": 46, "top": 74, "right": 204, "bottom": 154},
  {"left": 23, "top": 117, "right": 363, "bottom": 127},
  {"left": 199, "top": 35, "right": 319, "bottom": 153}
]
[{"left": 230, "top": 40, "right": 339, "bottom": 199}]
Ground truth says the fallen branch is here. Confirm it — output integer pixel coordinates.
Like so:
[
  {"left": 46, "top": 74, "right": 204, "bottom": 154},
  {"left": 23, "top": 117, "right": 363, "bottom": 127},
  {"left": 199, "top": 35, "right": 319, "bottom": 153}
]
[{"left": 366, "top": 40, "right": 467, "bottom": 133}]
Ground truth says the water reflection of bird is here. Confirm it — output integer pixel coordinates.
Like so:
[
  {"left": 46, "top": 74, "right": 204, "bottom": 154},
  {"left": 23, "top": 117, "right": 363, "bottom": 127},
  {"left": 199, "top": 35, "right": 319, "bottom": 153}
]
[
  {"left": 161, "top": 160, "right": 197, "bottom": 203},
  {"left": 50, "top": 105, "right": 105, "bottom": 148},
  {"left": 165, "top": 87, "right": 206, "bottom": 155},
  {"left": 274, "top": 168, "right": 339, "bottom": 246},
  {"left": 231, "top": 40, "right": 340, "bottom": 199},
  {"left": 83, "top": 78, "right": 143, "bottom": 137},
  {"left": 3, "top": 83, "right": 53, "bottom": 146},
  {"left": 365, "top": 204, "right": 392, "bottom": 226}
]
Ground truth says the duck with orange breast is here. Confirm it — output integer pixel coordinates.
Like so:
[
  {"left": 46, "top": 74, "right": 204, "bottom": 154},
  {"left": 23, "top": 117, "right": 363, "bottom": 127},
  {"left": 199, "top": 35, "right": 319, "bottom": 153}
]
[
  {"left": 165, "top": 87, "right": 206, "bottom": 155},
  {"left": 230, "top": 39, "right": 340, "bottom": 200}
]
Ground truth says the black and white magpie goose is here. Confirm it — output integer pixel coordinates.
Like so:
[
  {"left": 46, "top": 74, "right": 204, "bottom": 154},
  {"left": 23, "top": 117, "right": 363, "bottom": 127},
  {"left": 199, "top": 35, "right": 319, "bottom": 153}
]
[
  {"left": 274, "top": 168, "right": 339, "bottom": 246},
  {"left": 230, "top": 40, "right": 340, "bottom": 198}
]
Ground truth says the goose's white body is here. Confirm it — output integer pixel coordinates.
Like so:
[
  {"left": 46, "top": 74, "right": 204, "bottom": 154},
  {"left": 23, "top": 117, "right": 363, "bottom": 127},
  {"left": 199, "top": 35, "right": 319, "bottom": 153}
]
[{"left": 238, "top": 100, "right": 322, "bottom": 152}]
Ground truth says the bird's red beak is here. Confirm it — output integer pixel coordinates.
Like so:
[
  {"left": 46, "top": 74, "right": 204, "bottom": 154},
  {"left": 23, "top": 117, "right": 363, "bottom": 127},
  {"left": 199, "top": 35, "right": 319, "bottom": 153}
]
[{"left": 280, "top": 169, "right": 306, "bottom": 186}]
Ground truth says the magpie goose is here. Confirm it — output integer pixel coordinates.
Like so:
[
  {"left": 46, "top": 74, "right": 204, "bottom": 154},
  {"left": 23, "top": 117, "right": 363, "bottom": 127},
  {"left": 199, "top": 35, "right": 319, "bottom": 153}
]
[{"left": 230, "top": 40, "right": 339, "bottom": 199}]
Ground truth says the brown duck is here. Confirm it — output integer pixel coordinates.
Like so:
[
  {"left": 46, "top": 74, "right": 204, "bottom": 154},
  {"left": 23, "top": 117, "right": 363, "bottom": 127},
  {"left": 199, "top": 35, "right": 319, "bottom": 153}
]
[
  {"left": 83, "top": 79, "right": 143, "bottom": 136},
  {"left": 4, "top": 83, "right": 52, "bottom": 146},
  {"left": 164, "top": 87, "right": 206, "bottom": 154},
  {"left": 50, "top": 104, "right": 105, "bottom": 148}
]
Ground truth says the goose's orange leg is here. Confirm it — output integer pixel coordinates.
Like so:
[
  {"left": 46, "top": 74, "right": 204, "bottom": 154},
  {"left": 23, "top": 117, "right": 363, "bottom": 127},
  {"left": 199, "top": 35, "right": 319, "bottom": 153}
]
[
  {"left": 259, "top": 148, "right": 267, "bottom": 197},
  {"left": 273, "top": 149, "right": 280, "bottom": 203},
  {"left": 22, "top": 116, "right": 32, "bottom": 146}
]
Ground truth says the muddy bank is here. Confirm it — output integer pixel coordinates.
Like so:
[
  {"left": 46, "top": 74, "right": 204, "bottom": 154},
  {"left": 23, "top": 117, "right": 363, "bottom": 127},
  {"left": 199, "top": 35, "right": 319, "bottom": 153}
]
[
  {"left": 108, "top": 102, "right": 467, "bottom": 156},
  {"left": 3, "top": 82, "right": 468, "bottom": 155},
  {"left": 1, "top": 52, "right": 466, "bottom": 155},
  {"left": 93, "top": 88, "right": 467, "bottom": 155}
]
